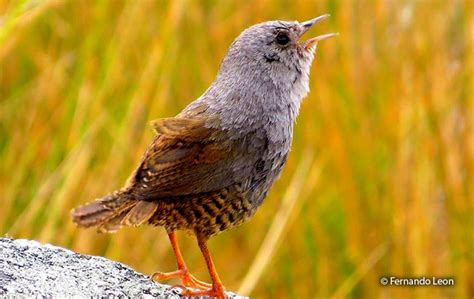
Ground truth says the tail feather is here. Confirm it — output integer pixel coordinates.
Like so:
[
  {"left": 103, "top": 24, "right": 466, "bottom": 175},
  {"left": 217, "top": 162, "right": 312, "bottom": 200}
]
[
  {"left": 71, "top": 189, "right": 159, "bottom": 233},
  {"left": 71, "top": 201, "right": 116, "bottom": 227},
  {"left": 97, "top": 209, "right": 130, "bottom": 233},
  {"left": 71, "top": 189, "right": 136, "bottom": 228},
  {"left": 121, "top": 201, "right": 158, "bottom": 227}
]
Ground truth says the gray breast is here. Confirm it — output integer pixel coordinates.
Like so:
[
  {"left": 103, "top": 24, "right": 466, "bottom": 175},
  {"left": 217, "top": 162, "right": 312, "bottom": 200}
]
[{"left": 241, "top": 125, "right": 291, "bottom": 206}]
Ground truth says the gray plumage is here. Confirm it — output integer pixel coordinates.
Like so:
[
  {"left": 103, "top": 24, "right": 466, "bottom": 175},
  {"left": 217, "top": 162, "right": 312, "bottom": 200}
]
[
  {"left": 72, "top": 18, "right": 334, "bottom": 237},
  {"left": 73, "top": 16, "right": 331, "bottom": 237},
  {"left": 179, "top": 20, "right": 317, "bottom": 212},
  {"left": 72, "top": 16, "right": 335, "bottom": 299}
]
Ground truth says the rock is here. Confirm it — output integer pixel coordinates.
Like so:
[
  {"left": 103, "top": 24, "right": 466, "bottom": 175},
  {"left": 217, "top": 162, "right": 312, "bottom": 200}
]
[{"left": 0, "top": 238, "right": 245, "bottom": 298}]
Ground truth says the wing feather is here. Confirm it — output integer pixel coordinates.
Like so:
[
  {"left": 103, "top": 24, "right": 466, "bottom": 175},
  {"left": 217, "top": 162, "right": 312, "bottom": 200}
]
[{"left": 129, "top": 117, "right": 261, "bottom": 199}]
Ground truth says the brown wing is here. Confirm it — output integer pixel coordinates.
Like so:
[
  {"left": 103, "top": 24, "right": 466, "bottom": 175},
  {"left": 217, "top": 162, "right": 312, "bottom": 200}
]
[{"left": 129, "top": 117, "right": 259, "bottom": 199}]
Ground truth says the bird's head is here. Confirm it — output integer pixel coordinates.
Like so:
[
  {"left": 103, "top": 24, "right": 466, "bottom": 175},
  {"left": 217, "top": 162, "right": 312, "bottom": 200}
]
[
  {"left": 196, "top": 15, "right": 337, "bottom": 129},
  {"left": 217, "top": 15, "right": 336, "bottom": 99}
]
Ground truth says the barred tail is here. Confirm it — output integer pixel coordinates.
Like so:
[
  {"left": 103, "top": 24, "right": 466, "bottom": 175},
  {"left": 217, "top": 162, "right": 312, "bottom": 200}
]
[{"left": 71, "top": 189, "right": 158, "bottom": 233}]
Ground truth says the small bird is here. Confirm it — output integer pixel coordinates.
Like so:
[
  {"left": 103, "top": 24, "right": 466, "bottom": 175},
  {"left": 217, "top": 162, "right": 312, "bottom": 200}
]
[{"left": 72, "top": 15, "right": 336, "bottom": 299}]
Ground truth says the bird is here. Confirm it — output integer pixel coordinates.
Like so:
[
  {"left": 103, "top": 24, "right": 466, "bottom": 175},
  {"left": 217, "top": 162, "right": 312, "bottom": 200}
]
[{"left": 71, "top": 14, "right": 336, "bottom": 299}]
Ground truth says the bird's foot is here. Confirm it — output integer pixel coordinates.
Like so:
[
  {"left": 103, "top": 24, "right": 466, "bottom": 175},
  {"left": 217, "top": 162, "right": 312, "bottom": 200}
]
[
  {"left": 151, "top": 269, "right": 212, "bottom": 290},
  {"left": 180, "top": 283, "right": 227, "bottom": 299}
]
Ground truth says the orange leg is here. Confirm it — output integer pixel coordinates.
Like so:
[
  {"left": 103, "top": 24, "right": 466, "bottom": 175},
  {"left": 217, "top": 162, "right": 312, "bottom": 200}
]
[
  {"left": 151, "top": 231, "right": 211, "bottom": 290},
  {"left": 181, "top": 235, "right": 227, "bottom": 299}
]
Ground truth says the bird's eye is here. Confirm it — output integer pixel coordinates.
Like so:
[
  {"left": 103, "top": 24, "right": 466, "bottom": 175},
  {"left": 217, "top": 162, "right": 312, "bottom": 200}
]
[{"left": 276, "top": 33, "right": 290, "bottom": 45}]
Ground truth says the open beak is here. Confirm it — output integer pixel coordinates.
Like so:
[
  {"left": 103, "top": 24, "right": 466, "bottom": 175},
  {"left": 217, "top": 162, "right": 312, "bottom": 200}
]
[{"left": 299, "top": 14, "right": 338, "bottom": 48}]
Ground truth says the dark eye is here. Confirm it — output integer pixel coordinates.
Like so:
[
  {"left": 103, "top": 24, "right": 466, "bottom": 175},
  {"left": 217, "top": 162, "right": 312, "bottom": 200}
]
[{"left": 276, "top": 33, "right": 290, "bottom": 45}]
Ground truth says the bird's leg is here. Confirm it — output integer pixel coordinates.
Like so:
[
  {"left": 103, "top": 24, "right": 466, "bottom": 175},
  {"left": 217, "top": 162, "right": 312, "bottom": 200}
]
[
  {"left": 181, "top": 235, "right": 227, "bottom": 299},
  {"left": 151, "top": 231, "right": 211, "bottom": 290}
]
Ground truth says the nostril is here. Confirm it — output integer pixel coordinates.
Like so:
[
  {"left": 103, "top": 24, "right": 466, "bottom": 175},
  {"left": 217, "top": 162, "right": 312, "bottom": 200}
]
[
  {"left": 301, "top": 21, "right": 314, "bottom": 29},
  {"left": 300, "top": 14, "right": 331, "bottom": 32}
]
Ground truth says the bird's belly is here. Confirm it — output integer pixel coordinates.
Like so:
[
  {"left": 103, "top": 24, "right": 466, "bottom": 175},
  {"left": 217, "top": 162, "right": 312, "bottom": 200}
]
[{"left": 148, "top": 185, "right": 255, "bottom": 237}]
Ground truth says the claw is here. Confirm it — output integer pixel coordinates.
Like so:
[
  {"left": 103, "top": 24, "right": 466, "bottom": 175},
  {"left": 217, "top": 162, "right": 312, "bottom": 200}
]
[
  {"left": 180, "top": 284, "right": 227, "bottom": 299},
  {"left": 151, "top": 269, "right": 212, "bottom": 291}
]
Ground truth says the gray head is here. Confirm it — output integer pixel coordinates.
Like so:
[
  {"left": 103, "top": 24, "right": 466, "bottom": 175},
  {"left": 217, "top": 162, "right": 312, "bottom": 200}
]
[
  {"left": 184, "top": 15, "right": 335, "bottom": 132},
  {"left": 215, "top": 15, "right": 336, "bottom": 100}
]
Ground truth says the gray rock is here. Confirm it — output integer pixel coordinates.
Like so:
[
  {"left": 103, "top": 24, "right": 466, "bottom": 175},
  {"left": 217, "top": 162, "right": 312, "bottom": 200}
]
[{"left": 0, "top": 238, "right": 245, "bottom": 298}]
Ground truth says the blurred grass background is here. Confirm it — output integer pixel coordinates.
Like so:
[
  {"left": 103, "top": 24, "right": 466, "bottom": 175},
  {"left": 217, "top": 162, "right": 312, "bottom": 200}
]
[{"left": 1, "top": 0, "right": 473, "bottom": 298}]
